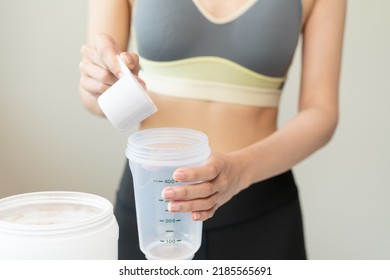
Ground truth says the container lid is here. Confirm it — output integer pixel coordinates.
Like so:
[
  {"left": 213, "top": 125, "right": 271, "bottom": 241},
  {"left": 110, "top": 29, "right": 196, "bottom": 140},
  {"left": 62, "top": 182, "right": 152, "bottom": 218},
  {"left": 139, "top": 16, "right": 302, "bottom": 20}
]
[{"left": 0, "top": 191, "right": 113, "bottom": 235}]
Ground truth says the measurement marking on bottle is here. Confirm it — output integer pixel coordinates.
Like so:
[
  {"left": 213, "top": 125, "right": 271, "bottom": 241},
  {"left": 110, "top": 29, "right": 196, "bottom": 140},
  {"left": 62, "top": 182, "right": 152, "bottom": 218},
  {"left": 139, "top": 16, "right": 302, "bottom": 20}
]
[
  {"left": 153, "top": 179, "right": 179, "bottom": 184},
  {"left": 159, "top": 239, "right": 182, "bottom": 243},
  {"left": 165, "top": 230, "right": 174, "bottom": 233},
  {"left": 159, "top": 219, "right": 181, "bottom": 223}
]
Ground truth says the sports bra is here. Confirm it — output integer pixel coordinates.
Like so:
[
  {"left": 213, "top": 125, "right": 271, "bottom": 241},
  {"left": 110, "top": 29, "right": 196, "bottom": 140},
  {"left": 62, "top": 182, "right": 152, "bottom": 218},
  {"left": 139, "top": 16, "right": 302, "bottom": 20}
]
[{"left": 132, "top": 0, "right": 302, "bottom": 107}]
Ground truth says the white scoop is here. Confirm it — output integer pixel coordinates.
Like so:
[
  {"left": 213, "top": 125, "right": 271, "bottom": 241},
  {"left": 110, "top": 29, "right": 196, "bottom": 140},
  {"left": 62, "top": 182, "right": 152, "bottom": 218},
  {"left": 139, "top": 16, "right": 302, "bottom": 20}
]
[{"left": 97, "top": 55, "right": 157, "bottom": 131}]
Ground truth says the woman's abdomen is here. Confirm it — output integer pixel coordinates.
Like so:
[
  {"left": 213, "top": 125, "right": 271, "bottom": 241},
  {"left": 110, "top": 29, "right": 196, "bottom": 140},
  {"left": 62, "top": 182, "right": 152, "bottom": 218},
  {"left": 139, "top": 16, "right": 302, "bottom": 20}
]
[{"left": 140, "top": 92, "right": 278, "bottom": 153}]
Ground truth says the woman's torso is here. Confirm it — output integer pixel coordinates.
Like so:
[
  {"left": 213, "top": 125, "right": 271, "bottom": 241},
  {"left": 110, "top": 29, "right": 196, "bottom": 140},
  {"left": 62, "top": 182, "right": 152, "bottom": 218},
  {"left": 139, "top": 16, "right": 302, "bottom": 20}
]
[{"left": 130, "top": 0, "right": 314, "bottom": 153}]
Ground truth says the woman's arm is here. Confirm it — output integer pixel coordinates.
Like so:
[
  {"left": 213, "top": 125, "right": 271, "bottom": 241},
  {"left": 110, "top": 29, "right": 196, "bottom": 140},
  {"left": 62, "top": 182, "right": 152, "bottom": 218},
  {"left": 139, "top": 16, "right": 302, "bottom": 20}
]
[
  {"left": 79, "top": 0, "right": 134, "bottom": 116},
  {"left": 163, "top": 0, "right": 347, "bottom": 221},
  {"left": 237, "top": 0, "right": 347, "bottom": 186}
]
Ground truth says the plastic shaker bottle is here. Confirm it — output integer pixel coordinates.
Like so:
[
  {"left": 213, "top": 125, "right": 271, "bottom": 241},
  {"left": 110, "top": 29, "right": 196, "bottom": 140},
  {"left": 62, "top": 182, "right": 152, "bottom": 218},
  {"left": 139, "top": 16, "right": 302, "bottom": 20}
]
[{"left": 126, "top": 127, "right": 211, "bottom": 260}]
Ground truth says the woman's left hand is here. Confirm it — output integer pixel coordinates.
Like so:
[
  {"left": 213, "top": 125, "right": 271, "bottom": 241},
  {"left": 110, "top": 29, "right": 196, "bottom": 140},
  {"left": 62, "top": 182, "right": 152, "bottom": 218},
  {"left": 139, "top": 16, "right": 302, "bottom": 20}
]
[{"left": 161, "top": 153, "right": 248, "bottom": 221}]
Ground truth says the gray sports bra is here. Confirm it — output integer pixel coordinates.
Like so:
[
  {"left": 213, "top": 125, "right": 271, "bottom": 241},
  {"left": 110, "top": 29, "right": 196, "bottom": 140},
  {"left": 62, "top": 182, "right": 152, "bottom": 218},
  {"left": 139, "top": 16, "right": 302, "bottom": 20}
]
[{"left": 132, "top": 0, "right": 302, "bottom": 107}]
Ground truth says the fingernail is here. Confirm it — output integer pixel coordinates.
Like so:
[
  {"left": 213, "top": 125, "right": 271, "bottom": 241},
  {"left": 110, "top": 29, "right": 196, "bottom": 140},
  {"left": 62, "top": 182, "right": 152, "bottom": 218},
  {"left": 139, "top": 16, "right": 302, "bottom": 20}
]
[
  {"left": 121, "top": 54, "right": 134, "bottom": 69},
  {"left": 168, "top": 202, "right": 180, "bottom": 212},
  {"left": 162, "top": 189, "right": 174, "bottom": 199},
  {"left": 122, "top": 54, "right": 131, "bottom": 64},
  {"left": 173, "top": 170, "right": 185, "bottom": 181},
  {"left": 192, "top": 212, "right": 200, "bottom": 221}
]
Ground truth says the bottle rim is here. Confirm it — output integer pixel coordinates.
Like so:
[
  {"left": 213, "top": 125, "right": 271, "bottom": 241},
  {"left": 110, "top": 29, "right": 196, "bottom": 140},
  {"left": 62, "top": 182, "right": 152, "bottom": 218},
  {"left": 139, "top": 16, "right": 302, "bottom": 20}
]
[{"left": 126, "top": 127, "right": 211, "bottom": 166}]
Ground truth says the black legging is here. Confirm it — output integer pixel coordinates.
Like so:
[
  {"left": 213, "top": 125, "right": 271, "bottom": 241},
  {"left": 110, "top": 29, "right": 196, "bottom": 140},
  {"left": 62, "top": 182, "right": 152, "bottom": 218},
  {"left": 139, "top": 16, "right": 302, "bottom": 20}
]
[{"left": 114, "top": 161, "right": 307, "bottom": 260}]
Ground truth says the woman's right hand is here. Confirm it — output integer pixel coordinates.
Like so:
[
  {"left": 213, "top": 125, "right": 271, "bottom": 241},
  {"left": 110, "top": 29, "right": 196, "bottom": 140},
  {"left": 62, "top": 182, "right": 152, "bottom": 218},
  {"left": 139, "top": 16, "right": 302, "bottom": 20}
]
[{"left": 79, "top": 33, "right": 143, "bottom": 115}]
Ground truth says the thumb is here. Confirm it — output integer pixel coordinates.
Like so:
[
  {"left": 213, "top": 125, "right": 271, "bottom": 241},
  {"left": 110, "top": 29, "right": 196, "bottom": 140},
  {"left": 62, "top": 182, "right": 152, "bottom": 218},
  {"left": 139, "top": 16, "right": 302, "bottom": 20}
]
[
  {"left": 119, "top": 52, "right": 147, "bottom": 90},
  {"left": 119, "top": 52, "right": 141, "bottom": 75}
]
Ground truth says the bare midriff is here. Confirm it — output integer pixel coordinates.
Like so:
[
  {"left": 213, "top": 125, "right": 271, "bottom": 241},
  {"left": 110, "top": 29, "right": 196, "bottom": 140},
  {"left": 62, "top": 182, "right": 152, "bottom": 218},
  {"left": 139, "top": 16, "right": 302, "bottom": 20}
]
[{"left": 140, "top": 92, "right": 278, "bottom": 153}]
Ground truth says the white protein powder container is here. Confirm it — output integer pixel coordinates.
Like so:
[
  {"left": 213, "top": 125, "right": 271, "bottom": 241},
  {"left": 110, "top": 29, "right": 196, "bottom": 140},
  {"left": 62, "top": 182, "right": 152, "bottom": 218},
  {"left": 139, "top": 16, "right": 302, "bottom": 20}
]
[{"left": 0, "top": 191, "right": 119, "bottom": 260}]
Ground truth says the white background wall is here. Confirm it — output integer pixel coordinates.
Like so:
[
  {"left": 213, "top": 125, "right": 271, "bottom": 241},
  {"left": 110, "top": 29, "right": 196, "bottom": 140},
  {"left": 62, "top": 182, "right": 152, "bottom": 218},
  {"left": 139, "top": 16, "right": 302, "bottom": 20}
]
[{"left": 0, "top": 1, "right": 389, "bottom": 259}]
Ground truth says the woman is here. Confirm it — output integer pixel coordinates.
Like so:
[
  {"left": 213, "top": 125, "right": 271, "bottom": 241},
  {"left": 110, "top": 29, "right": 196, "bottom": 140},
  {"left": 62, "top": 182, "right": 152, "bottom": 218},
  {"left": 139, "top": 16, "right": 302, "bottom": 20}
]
[{"left": 79, "top": 0, "right": 346, "bottom": 259}]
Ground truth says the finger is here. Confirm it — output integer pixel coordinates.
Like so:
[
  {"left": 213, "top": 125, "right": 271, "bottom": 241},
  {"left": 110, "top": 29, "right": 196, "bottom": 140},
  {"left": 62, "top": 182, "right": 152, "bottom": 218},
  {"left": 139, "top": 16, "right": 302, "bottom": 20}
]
[
  {"left": 80, "top": 44, "right": 107, "bottom": 70},
  {"left": 167, "top": 195, "right": 217, "bottom": 213},
  {"left": 136, "top": 76, "right": 147, "bottom": 90},
  {"left": 119, "top": 52, "right": 141, "bottom": 75},
  {"left": 161, "top": 182, "right": 216, "bottom": 201},
  {"left": 119, "top": 52, "right": 147, "bottom": 90},
  {"left": 192, "top": 204, "right": 218, "bottom": 221},
  {"left": 173, "top": 159, "right": 221, "bottom": 183},
  {"left": 79, "top": 75, "right": 111, "bottom": 98},
  {"left": 95, "top": 34, "right": 122, "bottom": 78},
  {"left": 79, "top": 58, "right": 118, "bottom": 86}
]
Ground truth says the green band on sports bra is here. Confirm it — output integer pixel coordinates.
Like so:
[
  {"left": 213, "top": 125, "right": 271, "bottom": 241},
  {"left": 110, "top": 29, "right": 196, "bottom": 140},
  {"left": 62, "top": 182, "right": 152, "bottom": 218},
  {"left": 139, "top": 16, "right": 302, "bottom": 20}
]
[
  {"left": 140, "top": 56, "right": 285, "bottom": 89},
  {"left": 138, "top": 55, "right": 284, "bottom": 107}
]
